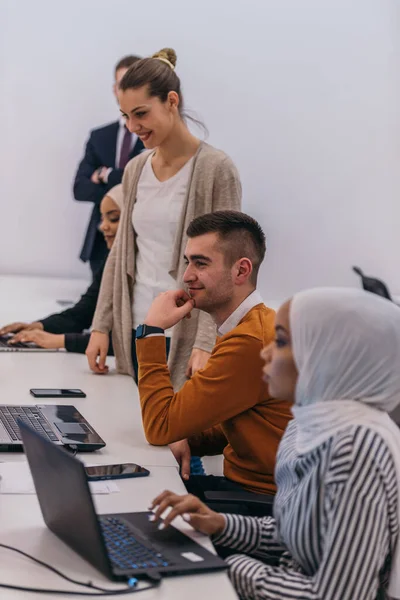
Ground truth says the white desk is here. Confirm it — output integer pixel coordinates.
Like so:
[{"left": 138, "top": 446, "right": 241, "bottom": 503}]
[
  {"left": 0, "top": 352, "right": 180, "bottom": 468},
  {"left": 0, "top": 276, "right": 237, "bottom": 599}
]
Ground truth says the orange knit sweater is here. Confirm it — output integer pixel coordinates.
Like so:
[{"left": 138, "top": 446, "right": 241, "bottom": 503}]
[{"left": 137, "top": 304, "right": 292, "bottom": 494}]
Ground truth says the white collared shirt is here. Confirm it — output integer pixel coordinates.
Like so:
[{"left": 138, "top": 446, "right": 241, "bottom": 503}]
[
  {"left": 115, "top": 117, "right": 138, "bottom": 168},
  {"left": 103, "top": 119, "right": 139, "bottom": 183},
  {"left": 217, "top": 290, "right": 264, "bottom": 337}
]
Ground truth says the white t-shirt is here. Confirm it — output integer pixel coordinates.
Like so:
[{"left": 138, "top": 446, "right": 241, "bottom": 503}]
[{"left": 132, "top": 153, "right": 193, "bottom": 335}]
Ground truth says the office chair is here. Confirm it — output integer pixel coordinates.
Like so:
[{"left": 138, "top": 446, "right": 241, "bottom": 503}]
[
  {"left": 204, "top": 490, "right": 274, "bottom": 517},
  {"left": 352, "top": 266, "right": 392, "bottom": 301}
]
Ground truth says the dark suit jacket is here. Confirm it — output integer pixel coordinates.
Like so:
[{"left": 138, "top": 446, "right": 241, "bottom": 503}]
[
  {"left": 73, "top": 121, "right": 144, "bottom": 262},
  {"left": 39, "top": 260, "right": 113, "bottom": 355}
]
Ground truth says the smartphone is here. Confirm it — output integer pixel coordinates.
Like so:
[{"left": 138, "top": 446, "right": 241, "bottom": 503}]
[
  {"left": 30, "top": 388, "right": 86, "bottom": 398},
  {"left": 85, "top": 463, "right": 150, "bottom": 481}
]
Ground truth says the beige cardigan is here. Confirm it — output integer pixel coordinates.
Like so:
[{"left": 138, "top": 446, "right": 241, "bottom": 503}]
[{"left": 92, "top": 141, "right": 242, "bottom": 389}]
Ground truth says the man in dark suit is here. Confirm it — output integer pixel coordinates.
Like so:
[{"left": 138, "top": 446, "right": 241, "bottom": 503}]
[{"left": 73, "top": 55, "right": 144, "bottom": 277}]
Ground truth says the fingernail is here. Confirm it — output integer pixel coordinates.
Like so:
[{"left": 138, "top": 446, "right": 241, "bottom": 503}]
[
  {"left": 148, "top": 514, "right": 156, "bottom": 522},
  {"left": 183, "top": 513, "right": 191, "bottom": 522},
  {"left": 158, "top": 523, "right": 165, "bottom": 530}
]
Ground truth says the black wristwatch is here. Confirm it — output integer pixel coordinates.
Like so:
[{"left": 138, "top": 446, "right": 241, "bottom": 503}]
[{"left": 136, "top": 324, "right": 165, "bottom": 339}]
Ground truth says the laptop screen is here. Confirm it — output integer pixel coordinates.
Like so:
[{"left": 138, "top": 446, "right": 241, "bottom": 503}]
[{"left": 18, "top": 420, "right": 113, "bottom": 579}]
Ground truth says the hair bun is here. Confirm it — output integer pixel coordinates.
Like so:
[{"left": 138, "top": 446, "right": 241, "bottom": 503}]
[{"left": 152, "top": 48, "right": 177, "bottom": 69}]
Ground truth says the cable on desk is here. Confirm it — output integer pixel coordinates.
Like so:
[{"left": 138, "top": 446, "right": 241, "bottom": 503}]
[{"left": 0, "top": 542, "right": 162, "bottom": 596}]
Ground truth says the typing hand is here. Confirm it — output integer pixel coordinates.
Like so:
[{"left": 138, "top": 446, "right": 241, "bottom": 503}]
[
  {"left": 144, "top": 290, "right": 195, "bottom": 331},
  {"left": 0, "top": 321, "right": 43, "bottom": 335},
  {"left": 149, "top": 490, "right": 226, "bottom": 536},
  {"left": 10, "top": 330, "right": 65, "bottom": 349},
  {"left": 86, "top": 331, "right": 109, "bottom": 374},
  {"left": 169, "top": 440, "right": 191, "bottom": 481},
  {"left": 186, "top": 348, "right": 211, "bottom": 378}
]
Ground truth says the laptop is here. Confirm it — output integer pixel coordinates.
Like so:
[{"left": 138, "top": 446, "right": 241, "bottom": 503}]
[
  {"left": 0, "top": 405, "right": 105, "bottom": 452},
  {"left": 19, "top": 420, "right": 227, "bottom": 582},
  {"left": 0, "top": 333, "right": 59, "bottom": 352}
]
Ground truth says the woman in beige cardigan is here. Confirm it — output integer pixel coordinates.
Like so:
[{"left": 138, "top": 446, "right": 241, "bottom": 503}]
[{"left": 86, "top": 47, "right": 241, "bottom": 392}]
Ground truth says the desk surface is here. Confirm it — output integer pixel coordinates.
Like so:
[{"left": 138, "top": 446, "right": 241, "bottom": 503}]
[{"left": 0, "top": 276, "right": 237, "bottom": 599}]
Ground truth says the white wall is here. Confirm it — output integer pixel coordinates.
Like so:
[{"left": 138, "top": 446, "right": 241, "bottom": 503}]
[{"left": 1, "top": 0, "right": 399, "bottom": 304}]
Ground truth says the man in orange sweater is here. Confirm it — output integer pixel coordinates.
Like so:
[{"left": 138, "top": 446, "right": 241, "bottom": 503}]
[{"left": 135, "top": 211, "right": 291, "bottom": 501}]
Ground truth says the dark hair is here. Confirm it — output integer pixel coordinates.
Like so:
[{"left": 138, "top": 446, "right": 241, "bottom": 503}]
[
  {"left": 119, "top": 47, "right": 206, "bottom": 134},
  {"left": 120, "top": 48, "right": 181, "bottom": 105},
  {"left": 114, "top": 55, "right": 141, "bottom": 76},
  {"left": 187, "top": 211, "right": 266, "bottom": 285}
]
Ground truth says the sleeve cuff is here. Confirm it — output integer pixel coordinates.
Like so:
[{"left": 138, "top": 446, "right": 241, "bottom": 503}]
[
  {"left": 64, "top": 333, "right": 73, "bottom": 352},
  {"left": 64, "top": 333, "right": 89, "bottom": 354},
  {"left": 136, "top": 335, "right": 168, "bottom": 363},
  {"left": 144, "top": 333, "right": 165, "bottom": 338},
  {"left": 212, "top": 513, "right": 237, "bottom": 546},
  {"left": 92, "top": 325, "right": 111, "bottom": 335},
  {"left": 103, "top": 167, "right": 112, "bottom": 183}
]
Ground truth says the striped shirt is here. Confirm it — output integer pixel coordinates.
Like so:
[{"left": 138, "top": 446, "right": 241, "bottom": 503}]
[{"left": 213, "top": 422, "right": 398, "bottom": 599}]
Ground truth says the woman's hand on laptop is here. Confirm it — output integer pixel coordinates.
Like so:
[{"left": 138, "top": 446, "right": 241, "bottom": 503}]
[
  {"left": 86, "top": 331, "right": 109, "bottom": 374},
  {"left": 149, "top": 490, "right": 226, "bottom": 537},
  {"left": 9, "top": 330, "right": 65, "bottom": 349},
  {"left": 0, "top": 321, "right": 43, "bottom": 335}
]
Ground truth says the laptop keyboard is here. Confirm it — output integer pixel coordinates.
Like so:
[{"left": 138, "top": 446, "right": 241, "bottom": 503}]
[
  {"left": 100, "top": 516, "right": 171, "bottom": 571},
  {"left": 0, "top": 334, "right": 36, "bottom": 349},
  {"left": 0, "top": 406, "right": 58, "bottom": 442}
]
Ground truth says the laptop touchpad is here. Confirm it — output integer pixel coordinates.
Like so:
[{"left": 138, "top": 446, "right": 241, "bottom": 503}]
[{"left": 55, "top": 423, "right": 90, "bottom": 435}]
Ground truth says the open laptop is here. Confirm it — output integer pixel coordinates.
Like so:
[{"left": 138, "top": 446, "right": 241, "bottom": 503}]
[
  {"left": 0, "top": 333, "right": 59, "bottom": 352},
  {"left": 0, "top": 405, "right": 105, "bottom": 452},
  {"left": 19, "top": 420, "right": 227, "bottom": 582}
]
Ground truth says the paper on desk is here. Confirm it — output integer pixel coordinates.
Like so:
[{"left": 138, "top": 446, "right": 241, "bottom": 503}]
[{"left": 0, "top": 462, "right": 120, "bottom": 495}]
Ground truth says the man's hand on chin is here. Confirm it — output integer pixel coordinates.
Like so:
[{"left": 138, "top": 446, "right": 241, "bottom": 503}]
[{"left": 144, "top": 289, "right": 195, "bottom": 331}]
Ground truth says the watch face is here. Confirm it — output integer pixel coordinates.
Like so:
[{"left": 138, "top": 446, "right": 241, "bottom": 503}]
[
  {"left": 136, "top": 325, "right": 145, "bottom": 338},
  {"left": 136, "top": 325, "right": 164, "bottom": 339}
]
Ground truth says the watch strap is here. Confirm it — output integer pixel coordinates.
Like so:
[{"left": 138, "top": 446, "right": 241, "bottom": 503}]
[{"left": 136, "top": 324, "right": 165, "bottom": 339}]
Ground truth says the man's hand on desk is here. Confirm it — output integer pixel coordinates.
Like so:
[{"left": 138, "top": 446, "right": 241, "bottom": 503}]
[
  {"left": 0, "top": 321, "right": 43, "bottom": 335},
  {"left": 86, "top": 331, "right": 109, "bottom": 374},
  {"left": 9, "top": 330, "right": 65, "bottom": 349},
  {"left": 149, "top": 490, "right": 226, "bottom": 537},
  {"left": 169, "top": 439, "right": 191, "bottom": 481},
  {"left": 144, "top": 289, "right": 195, "bottom": 330}
]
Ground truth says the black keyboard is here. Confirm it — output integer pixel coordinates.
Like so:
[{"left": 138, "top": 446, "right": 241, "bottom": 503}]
[
  {"left": 0, "top": 406, "right": 58, "bottom": 442},
  {"left": 0, "top": 334, "right": 36, "bottom": 349},
  {"left": 100, "top": 517, "right": 170, "bottom": 571}
]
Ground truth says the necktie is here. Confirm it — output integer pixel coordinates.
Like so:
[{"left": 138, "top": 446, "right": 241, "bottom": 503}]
[{"left": 118, "top": 127, "right": 132, "bottom": 169}]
